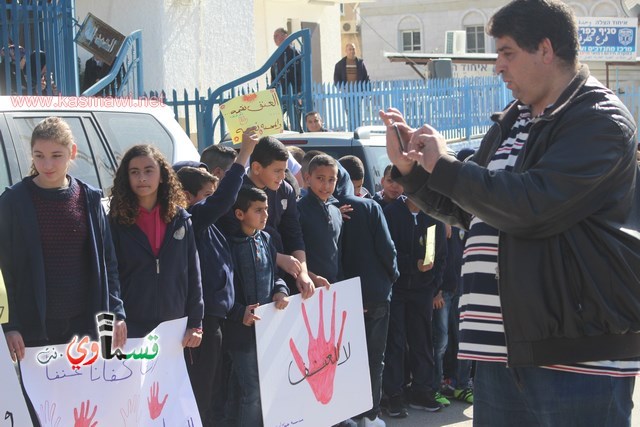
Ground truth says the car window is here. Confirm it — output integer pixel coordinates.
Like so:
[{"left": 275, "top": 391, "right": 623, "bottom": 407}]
[
  {"left": 94, "top": 112, "right": 174, "bottom": 163},
  {"left": 0, "top": 143, "right": 9, "bottom": 191},
  {"left": 12, "top": 117, "right": 102, "bottom": 189},
  {"left": 361, "top": 146, "right": 390, "bottom": 193},
  {"left": 83, "top": 117, "right": 116, "bottom": 193}
]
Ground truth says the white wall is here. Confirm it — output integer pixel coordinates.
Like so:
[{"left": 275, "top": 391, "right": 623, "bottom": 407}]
[{"left": 76, "top": 0, "right": 255, "bottom": 93}]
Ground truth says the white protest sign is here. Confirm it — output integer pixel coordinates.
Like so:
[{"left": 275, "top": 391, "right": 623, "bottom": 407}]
[
  {"left": 255, "top": 277, "right": 372, "bottom": 427},
  {"left": 0, "top": 331, "right": 32, "bottom": 426},
  {"left": 21, "top": 317, "right": 200, "bottom": 427}
]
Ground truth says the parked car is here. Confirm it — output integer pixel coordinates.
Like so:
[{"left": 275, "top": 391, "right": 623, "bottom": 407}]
[
  {"left": 222, "top": 126, "right": 391, "bottom": 195},
  {"left": 0, "top": 96, "right": 200, "bottom": 195}
]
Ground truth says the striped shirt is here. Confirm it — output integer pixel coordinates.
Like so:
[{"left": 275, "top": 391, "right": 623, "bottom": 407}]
[{"left": 458, "top": 105, "right": 640, "bottom": 377}]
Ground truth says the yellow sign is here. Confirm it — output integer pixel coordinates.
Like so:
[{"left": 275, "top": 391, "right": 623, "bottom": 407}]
[
  {"left": 220, "top": 89, "right": 284, "bottom": 144},
  {"left": 0, "top": 269, "right": 7, "bottom": 324},
  {"left": 423, "top": 225, "right": 436, "bottom": 266}
]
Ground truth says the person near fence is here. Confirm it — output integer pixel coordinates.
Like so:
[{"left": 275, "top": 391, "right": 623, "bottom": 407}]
[
  {"left": 0, "top": 43, "right": 26, "bottom": 94},
  {"left": 305, "top": 111, "right": 330, "bottom": 132},
  {"left": 334, "top": 43, "right": 370, "bottom": 131},
  {"left": 380, "top": 0, "right": 640, "bottom": 425},
  {"left": 271, "top": 27, "right": 303, "bottom": 132}
]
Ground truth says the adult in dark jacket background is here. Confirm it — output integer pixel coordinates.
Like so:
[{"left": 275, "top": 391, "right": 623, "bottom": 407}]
[
  {"left": 271, "top": 27, "right": 302, "bottom": 131},
  {"left": 381, "top": 1, "right": 640, "bottom": 425},
  {"left": 333, "top": 43, "right": 370, "bottom": 85}
]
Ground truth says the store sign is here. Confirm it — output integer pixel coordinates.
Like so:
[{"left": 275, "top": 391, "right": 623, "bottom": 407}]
[
  {"left": 74, "top": 13, "right": 126, "bottom": 65},
  {"left": 578, "top": 17, "right": 638, "bottom": 61}
]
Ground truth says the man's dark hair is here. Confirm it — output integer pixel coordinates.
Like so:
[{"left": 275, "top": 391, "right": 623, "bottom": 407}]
[
  {"left": 383, "top": 164, "right": 394, "bottom": 178},
  {"left": 201, "top": 144, "right": 237, "bottom": 172},
  {"left": 250, "top": 136, "right": 289, "bottom": 167},
  {"left": 487, "top": 0, "right": 579, "bottom": 66},
  {"left": 301, "top": 149, "right": 325, "bottom": 175},
  {"left": 176, "top": 166, "right": 218, "bottom": 196},
  {"left": 308, "top": 154, "right": 338, "bottom": 175},
  {"left": 234, "top": 185, "right": 267, "bottom": 212},
  {"left": 305, "top": 111, "right": 320, "bottom": 120},
  {"left": 339, "top": 155, "right": 365, "bottom": 181}
]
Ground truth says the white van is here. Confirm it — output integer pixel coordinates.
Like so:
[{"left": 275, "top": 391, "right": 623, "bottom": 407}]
[{"left": 0, "top": 96, "right": 200, "bottom": 195}]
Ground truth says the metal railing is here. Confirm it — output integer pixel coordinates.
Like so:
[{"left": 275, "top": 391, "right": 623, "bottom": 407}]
[
  {"left": 0, "top": 0, "right": 78, "bottom": 96},
  {"left": 200, "top": 28, "right": 312, "bottom": 152}
]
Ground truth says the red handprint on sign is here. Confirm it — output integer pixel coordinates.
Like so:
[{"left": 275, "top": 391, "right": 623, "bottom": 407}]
[
  {"left": 73, "top": 400, "right": 98, "bottom": 427},
  {"left": 147, "top": 381, "right": 168, "bottom": 420},
  {"left": 289, "top": 289, "right": 349, "bottom": 404}
]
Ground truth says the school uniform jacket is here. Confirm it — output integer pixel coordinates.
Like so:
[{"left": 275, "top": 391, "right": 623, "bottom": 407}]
[
  {"left": 0, "top": 177, "right": 125, "bottom": 343},
  {"left": 110, "top": 207, "right": 203, "bottom": 338}
]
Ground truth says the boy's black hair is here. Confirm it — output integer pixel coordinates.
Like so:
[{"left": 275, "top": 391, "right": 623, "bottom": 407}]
[
  {"left": 234, "top": 185, "right": 268, "bottom": 213},
  {"left": 383, "top": 164, "right": 394, "bottom": 178},
  {"left": 488, "top": 0, "right": 578, "bottom": 67},
  {"left": 301, "top": 149, "right": 325, "bottom": 175},
  {"left": 250, "top": 136, "right": 289, "bottom": 167},
  {"left": 339, "top": 155, "right": 365, "bottom": 181},
  {"left": 308, "top": 154, "right": 338, "bottom": 175},
  {"left": 201, "top": 144, "right": 238, "bottom": 172},
  {"left": 176, "top": 166, "right": 219, "bottom": 196}
]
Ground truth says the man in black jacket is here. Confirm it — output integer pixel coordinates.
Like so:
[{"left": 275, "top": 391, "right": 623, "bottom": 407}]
[
  {"left": 334, "top": 43, "right": 370, "bottom": 132},
  {"left": 271, "top": 27, "right": 302, "bottom": 131},
  {"left": 380, "top": 1, "right": 640, "bottom": 426}
]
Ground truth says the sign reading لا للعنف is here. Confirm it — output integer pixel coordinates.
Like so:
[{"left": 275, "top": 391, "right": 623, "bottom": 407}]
[{"left": 578, "top": 17, "right": 638, "bottom": 62}]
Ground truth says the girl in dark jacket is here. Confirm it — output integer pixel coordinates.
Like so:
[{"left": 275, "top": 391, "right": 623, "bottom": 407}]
[
  {"left": 109, "top": 144, "right": 203, "bottom": 346},
  {"left": 0, "top": 117, "right": 126, "bottom": 361}
]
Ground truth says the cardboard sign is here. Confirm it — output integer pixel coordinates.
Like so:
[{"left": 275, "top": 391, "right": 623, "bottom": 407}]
[
  {"left": 220, "top": 89, "right": 284, "bottom": 144},
  {"left": 75, "top": 13, "right": 126, "bottom": 65},
  {"left": 0, "top": 331, "right": 32, "bottom": 426},
  {"left": 0, "top": 269, "right": 7, "bottom": 324},
  {"left": 255, "top": 278, "right": 372, "bottom": 427},
  {"left": 21, "top": 318, "right": 201, "bottom": 427}
]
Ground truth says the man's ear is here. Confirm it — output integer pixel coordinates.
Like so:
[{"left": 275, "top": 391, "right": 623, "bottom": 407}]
[
  {"left": 234, "top": 208, "right": 244, "bottom": 221},
  {"left": 540, "top": 38, "right": 554, "bottom": 63}
]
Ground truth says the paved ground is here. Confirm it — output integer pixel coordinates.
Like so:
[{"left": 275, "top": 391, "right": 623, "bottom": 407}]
[{"left": 382, "top": 382, "right": 640, "bottom": 426}]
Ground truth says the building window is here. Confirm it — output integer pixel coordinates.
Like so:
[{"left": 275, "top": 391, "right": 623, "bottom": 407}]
[
  {"left": 402, "top": 31, "right": 421, "bottom": 52},
  {"left": 466, "top": 25, "right": 485, "bottom": 53}
]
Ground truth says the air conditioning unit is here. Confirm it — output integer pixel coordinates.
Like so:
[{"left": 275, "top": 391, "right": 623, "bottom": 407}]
[
  {"left": 341, "top": 20, "right": 358, "bottom": 34},
  {"left": 445, "top": 30, "right": 467, "bottom": 55}
]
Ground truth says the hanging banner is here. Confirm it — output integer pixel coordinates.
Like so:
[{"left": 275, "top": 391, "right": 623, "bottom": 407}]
[{"left": 75, "top": 13, "right": 126, "bottom": 65}]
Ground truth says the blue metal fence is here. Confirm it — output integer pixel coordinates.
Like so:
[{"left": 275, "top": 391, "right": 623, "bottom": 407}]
[
  {"left": 82, "top": 30, "right": 144, "bottom": 98},
  {"left": 311, "top": 77, "right": 510, "bottom": 140},
  {"left": 200, "top": 29, "right": 313, "bottom": 152},
  {"left": 0, "top": 0, "right": 78, "bottom": 96}
]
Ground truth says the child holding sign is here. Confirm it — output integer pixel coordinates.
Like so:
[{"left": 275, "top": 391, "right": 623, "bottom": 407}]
[
  {"left": 382, "top": 195, "right": 447, "bottom": 417},
  {"left": 0, "top": 117, "right": 126, "bottom": 361}
]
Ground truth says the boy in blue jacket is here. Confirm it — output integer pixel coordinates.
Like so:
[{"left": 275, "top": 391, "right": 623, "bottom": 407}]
[
  {"left": 297, "top": 154, "right": 343, "bottom": 287},
  {"left": 333, "top": 166, "right": 399, "bottom": 427},
  {"left": 217, "top": 136, "right": 315, "bottom": 299},
  {"left": 225, "top": 186, "right": 289, "bottom": 427},
  {"left": 175, "top": 129, "right": 258, "bottom": 427},
  {"left": 382, "top": 195, "right": 448, "bottom": 417}
]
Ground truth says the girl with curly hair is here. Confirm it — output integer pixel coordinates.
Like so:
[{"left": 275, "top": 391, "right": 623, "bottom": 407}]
[
  {"left": 109, "top": 144, "right": 203, "bottom": 346},
  {"left": 0, "top": 116, "right": 127, "bottom": 363}
]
